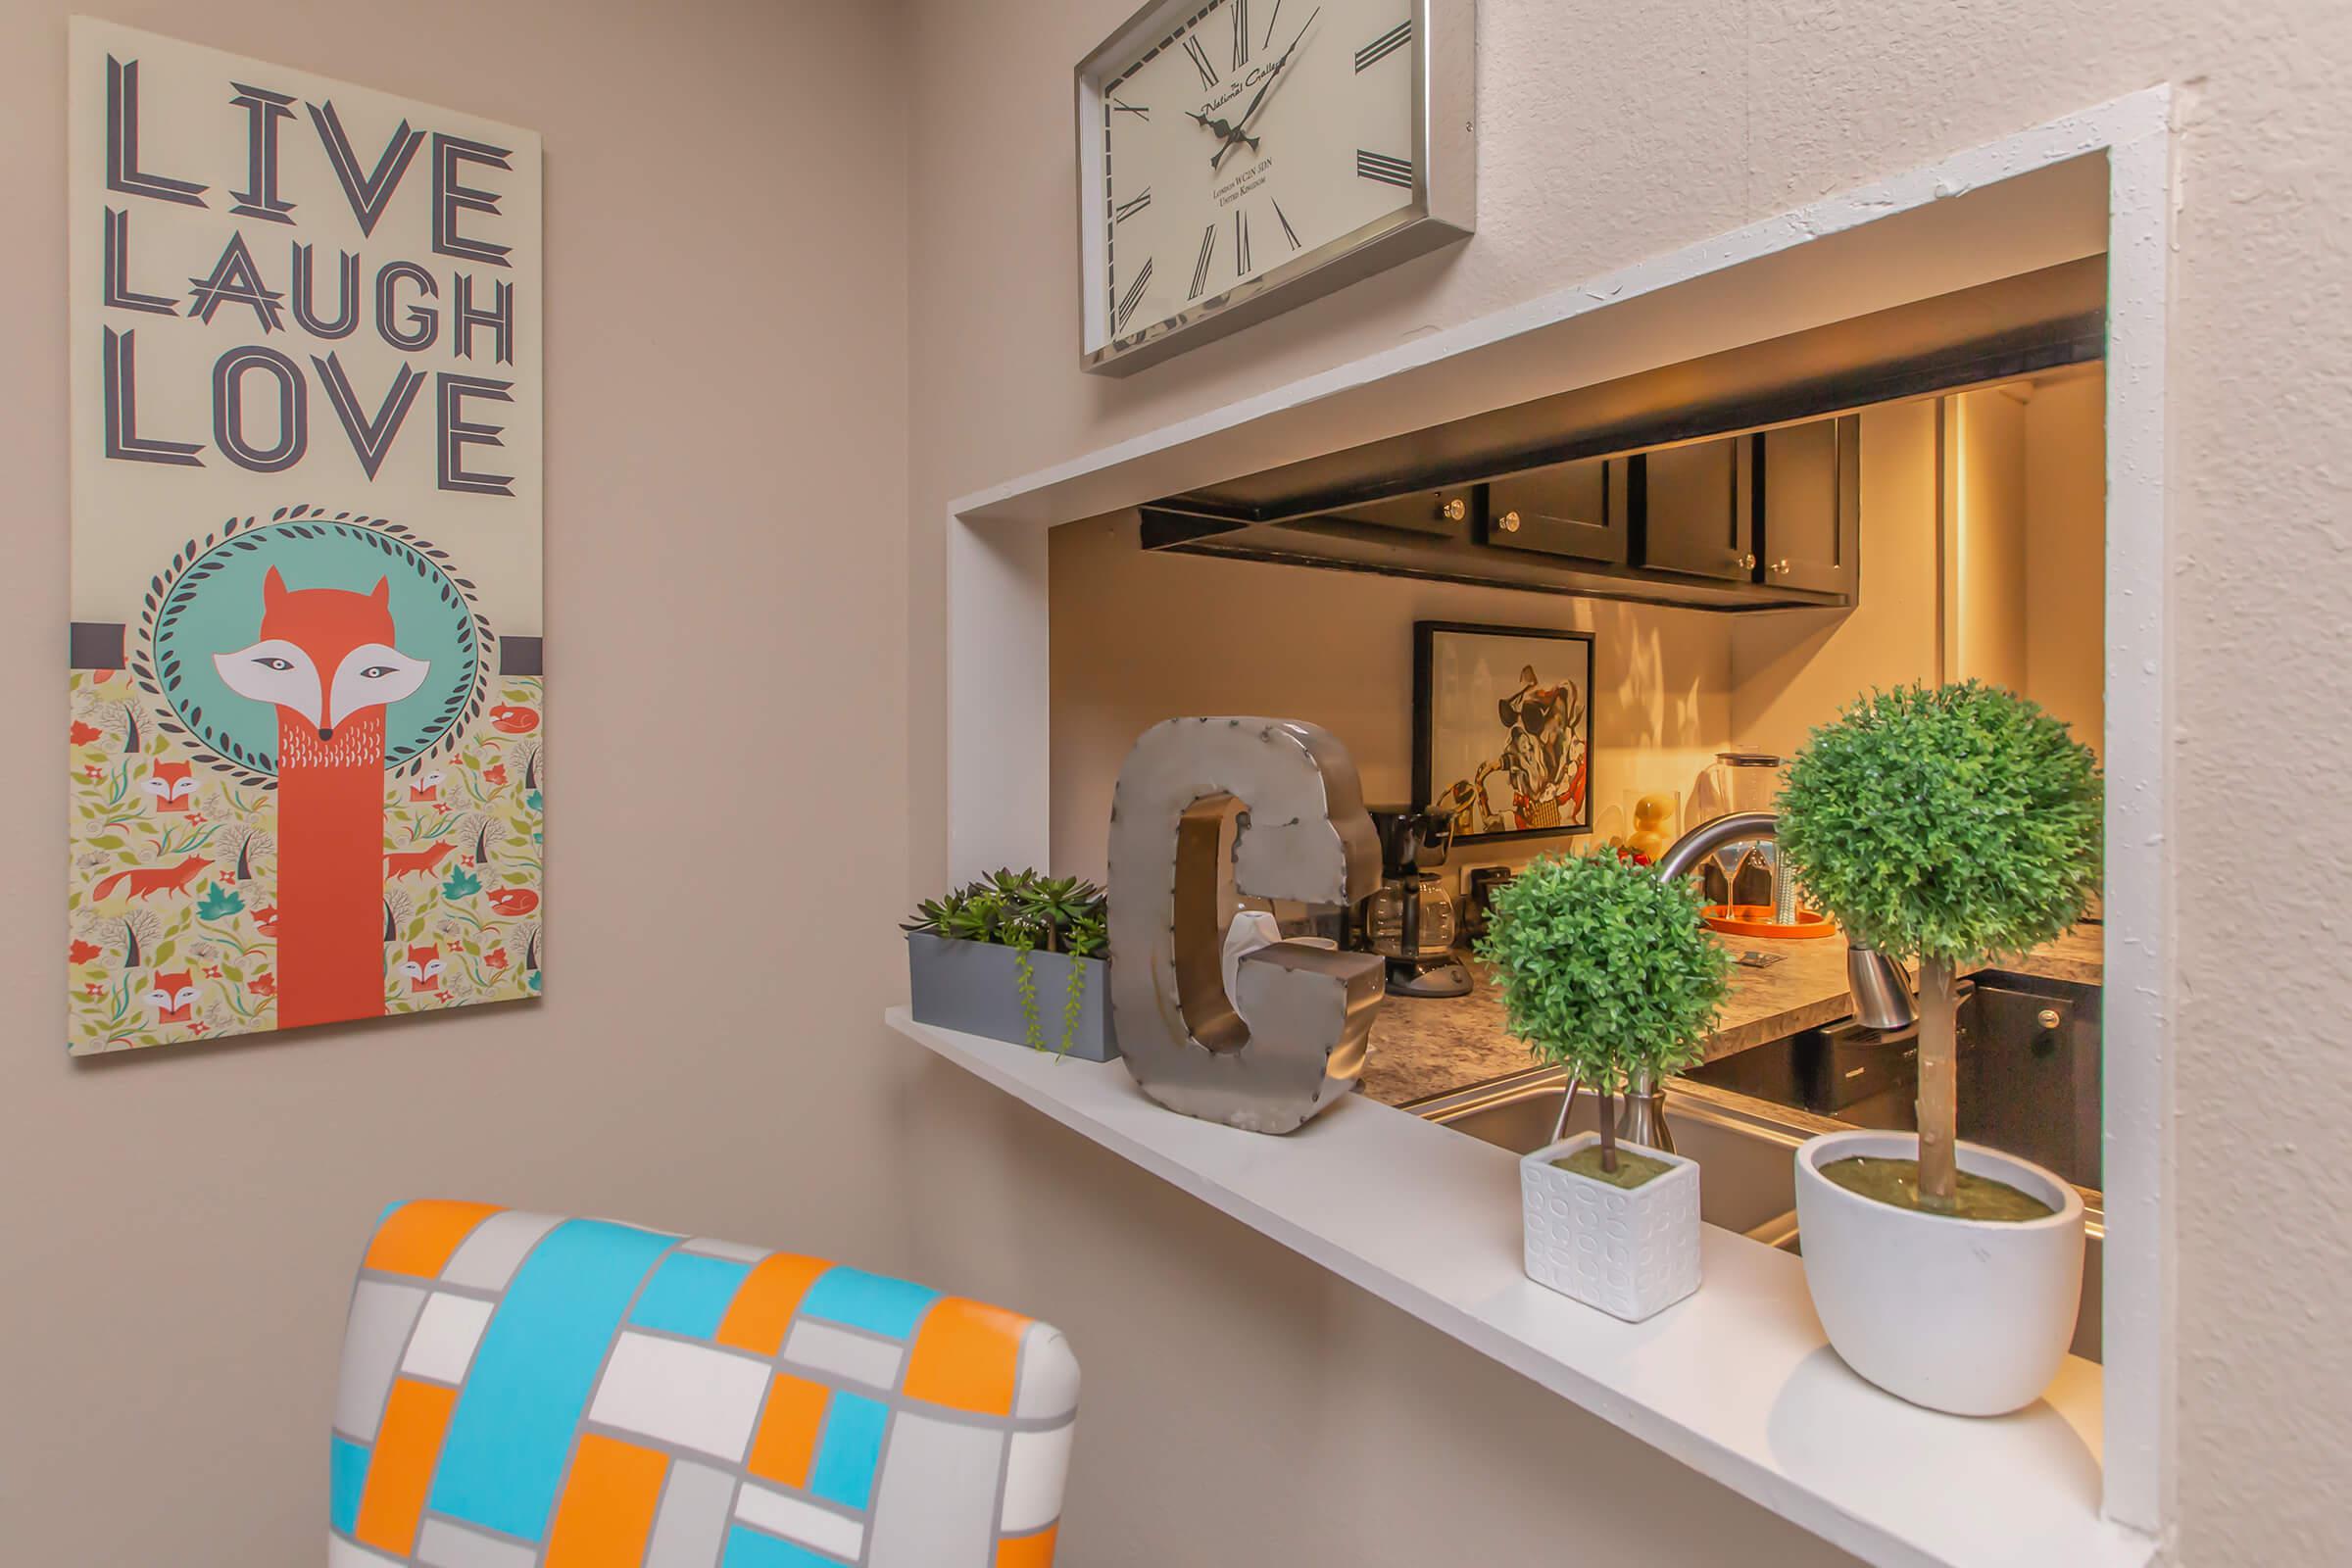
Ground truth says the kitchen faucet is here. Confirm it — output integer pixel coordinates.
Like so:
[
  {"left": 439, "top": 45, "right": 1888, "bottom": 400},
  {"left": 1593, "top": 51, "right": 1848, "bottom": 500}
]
[
  {"left": 1554, "top": 810, "right": 1920, "bottom": 1151},
  {"left": 1655, "top": 809, "right": 1919, "bottom": 1031}
]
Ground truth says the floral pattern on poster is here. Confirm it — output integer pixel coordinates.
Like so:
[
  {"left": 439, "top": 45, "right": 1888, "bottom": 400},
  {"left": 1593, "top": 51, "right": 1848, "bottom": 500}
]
[{"left": 68, "top": 670, "right": 543, "bottom": 1054}]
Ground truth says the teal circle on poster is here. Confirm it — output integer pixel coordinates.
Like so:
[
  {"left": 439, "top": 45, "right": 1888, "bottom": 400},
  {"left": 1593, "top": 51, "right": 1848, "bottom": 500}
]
[{"left": 149, "top": 520, "right": 483, "bottom": 778}]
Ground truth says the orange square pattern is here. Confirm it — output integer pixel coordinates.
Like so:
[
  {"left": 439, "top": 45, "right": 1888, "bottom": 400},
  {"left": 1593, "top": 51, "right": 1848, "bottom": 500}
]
[
  {"left": 904, "top": 1298, "right": 1030, "bottom": 1415},
  {"left": 997, "top": 1524, "right": 1059, "bottom": 1568},
  {"left": 354, "top": 1378, "right": 457, "bottom": 1554},
  {"left": 543, "top": 1434, "right": 668, "bottom": 1568},
  {"left": 714, "top": 1252, "right": 832, "bottom": 1356},
  {"left": 364, "top": 1200, "right": 505, "bottom": 1279},
  {"left": 745, "top": 1370, "right": 831, "bottom": 1488}
]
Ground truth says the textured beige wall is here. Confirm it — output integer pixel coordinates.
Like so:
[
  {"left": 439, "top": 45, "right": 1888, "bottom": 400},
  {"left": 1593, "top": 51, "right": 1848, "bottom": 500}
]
[
  {"left": 908, "top": 1, "right": 2352, "bottom": 1563},
  {"left": 1953, "top": 386, "right": 2033, "bottom": 691},
  {"left": 1047, "top": 512, "right": 1736, "bottom": 883},
  {"left": 0, "top": 2, "right": 910, "bottom": 1562},
  {"left": 2026, "top": 371, "right": 2109, "bottom": 755}
]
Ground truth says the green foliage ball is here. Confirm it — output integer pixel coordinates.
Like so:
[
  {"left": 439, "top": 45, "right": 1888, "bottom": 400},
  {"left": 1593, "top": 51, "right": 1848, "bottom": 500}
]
[
  {"left": 1778, "top": 682, "right": 2101, "bottom": 968},
  {"left": 1474, "top": 850, "right": 1732, "bottom": 1087}
]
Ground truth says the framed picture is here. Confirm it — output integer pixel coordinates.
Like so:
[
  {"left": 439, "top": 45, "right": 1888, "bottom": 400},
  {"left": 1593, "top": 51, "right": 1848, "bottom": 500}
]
[{"left": 1413, "top": 621, "right": 1594, "bottom": 846}]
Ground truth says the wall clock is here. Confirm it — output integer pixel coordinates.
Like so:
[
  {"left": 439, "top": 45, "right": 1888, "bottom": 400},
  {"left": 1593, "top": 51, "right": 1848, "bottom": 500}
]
[{"left": 1077, "top": 0, "right": 1476, "bottom": 375}]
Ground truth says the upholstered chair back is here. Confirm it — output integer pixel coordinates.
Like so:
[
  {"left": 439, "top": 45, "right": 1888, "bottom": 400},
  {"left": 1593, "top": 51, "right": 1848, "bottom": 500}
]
[{"left": 330, "top": 1200, "right": 1079, "bottom": 1567}]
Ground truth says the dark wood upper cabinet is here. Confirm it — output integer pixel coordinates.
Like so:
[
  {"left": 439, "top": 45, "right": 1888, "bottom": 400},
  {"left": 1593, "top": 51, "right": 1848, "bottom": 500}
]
[
  {"left": 1633, "top": 435, "right": 1757, "bottom": 582},
  {"left": 1480, "top": 455, "right": 1630, "bottom": 564},
  {"left": 1324, "top": 488, "right": 1477, "bottom": 539},
  {"left": 1756, "top": 415, "right": 1860, "bottom": 596},
  {"left": 1139, "top": 415, "right": 1858, "bottom": 612}
]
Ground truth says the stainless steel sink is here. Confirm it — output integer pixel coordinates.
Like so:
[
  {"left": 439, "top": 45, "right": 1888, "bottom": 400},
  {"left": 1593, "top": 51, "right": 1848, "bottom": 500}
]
[{"left": 1404, "top": 1064, "right": 2106, "bottom": 1362}]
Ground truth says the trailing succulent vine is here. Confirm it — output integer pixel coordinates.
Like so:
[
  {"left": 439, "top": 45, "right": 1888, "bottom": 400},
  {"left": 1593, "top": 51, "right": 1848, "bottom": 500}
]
[{"left": 906, "top": 868, "right": 1107, "bottom": 1056}]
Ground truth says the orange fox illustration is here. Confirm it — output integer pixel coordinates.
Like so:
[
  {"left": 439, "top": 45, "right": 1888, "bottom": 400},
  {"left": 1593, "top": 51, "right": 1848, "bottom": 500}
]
[
  {"left": 91, "top": 854, "right": 212, "bottom": 901},
  {"left": 214, "top": 566, "right": 430, "bottom": 1030},
  {"left": 145, "top": 969, "right": 199, "bottom": 1024},
  {"left": 144, "top": 760, "right": 195, "bottom": 812},
  {"left": 385, "top": 842, "right": 456, "bottom": 879},
  {"left": 397, "top": 944, "right": 445, "bottom": 994}
]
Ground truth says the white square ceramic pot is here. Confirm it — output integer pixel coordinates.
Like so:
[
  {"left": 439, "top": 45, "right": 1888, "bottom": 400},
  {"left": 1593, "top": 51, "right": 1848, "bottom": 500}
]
[{"left": 1520, "top": 1131, "right": 1702, "bottom": 1321}]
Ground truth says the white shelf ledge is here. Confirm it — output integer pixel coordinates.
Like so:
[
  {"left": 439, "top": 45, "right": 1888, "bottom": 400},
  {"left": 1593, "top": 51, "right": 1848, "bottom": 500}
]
[{"left": 887, "top": 1007, "right": 2156, "bottom": 1568}]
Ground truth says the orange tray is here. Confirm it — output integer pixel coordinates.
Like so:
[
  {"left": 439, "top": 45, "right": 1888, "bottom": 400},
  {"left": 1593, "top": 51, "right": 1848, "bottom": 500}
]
[{"left": 1701, "top": 905, "right": 1839, "bottom": 940}]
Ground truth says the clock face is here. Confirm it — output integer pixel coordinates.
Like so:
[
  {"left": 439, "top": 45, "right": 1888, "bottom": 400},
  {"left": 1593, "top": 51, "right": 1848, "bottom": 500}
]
[{"left": 1100, "top": 0, "right": 1418, "bottom": 342}]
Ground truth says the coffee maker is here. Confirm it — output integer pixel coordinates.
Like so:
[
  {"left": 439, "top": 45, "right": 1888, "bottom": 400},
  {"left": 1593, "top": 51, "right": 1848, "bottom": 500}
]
[{"left": 1354, "top": 806, "right": 1474, "bottom": 999}]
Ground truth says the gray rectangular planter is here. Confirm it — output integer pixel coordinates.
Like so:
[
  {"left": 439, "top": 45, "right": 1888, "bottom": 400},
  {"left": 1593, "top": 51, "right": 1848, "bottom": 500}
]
[{"left": 906, "top": 931, "right": 1118, "bottom": 1061}]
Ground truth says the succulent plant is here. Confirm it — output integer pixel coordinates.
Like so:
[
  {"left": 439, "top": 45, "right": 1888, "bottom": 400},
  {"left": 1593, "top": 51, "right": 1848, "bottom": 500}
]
[{"left": 906, "top": 868, "right": 1109, "bottom": 1055}]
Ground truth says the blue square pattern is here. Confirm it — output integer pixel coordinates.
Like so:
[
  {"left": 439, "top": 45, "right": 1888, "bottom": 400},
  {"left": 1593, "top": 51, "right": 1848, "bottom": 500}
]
[
  {"left": 723, "top": 1524, "right": 843, "bottom": 1567},
  {"left": 630, "top": 1252, "right": 755, "bottom": 1340},
  {"left": 795, "top": 1265, "right": 940, "bottom": 1341},
  {"left": 427, "top": 1219, "right": 681, "bottom": 1543},
  {"left": 808, "top": 1391, "right": 890, "bottom": 1510},
  {"left": 329, "top": 1436, "right": 369, "bottom": 1535}
]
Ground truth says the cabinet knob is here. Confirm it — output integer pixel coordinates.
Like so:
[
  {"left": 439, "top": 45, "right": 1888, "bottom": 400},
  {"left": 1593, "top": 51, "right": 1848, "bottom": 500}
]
[
  {"left": 1772, "top": 559, "right": 1791, "bottom": 575},
  {"left": 1498, "top": 510, "right": 1522, "bottom": 533},
  {"left": 1441, "top": 497, "right": 1467, "bottom": 522},
  {"left": 1739, "top": 552, "right": 1757, "bottom": 570}
]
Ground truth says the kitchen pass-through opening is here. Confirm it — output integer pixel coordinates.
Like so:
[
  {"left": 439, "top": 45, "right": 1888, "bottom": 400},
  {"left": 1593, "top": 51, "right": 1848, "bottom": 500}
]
[{"left": 945, "top": 97, "right": 2174, "bottom": 1537}]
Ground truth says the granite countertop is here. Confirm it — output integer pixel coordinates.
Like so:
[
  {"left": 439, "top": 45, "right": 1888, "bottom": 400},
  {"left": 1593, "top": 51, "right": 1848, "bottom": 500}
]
[{"left": 1358, "top": 923, "right": 2105, "bottom": 1108}]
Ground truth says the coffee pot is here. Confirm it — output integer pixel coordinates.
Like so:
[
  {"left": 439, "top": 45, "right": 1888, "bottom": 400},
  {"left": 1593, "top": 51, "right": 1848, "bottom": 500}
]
[{"left": 1355, "top": 806, "right": 1473, "bottom": 999}]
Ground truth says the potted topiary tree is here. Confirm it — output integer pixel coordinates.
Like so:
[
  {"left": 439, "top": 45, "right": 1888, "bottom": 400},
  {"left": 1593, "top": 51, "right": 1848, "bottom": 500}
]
[
  {"left": 905, "top": 868, "right": 1116, "bottom": 1060},
  {"left": 1777, "top": 681, "right": 2101, "bottom": 1414},
  {"left": 1478, "top": 850, "right": 1732, "bottom": 1321}
]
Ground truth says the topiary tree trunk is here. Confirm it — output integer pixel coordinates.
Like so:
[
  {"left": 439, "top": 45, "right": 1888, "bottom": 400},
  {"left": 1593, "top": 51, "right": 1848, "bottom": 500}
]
[{"left": 1916, "top": 957, "right": 1959, "bottom": 1207}]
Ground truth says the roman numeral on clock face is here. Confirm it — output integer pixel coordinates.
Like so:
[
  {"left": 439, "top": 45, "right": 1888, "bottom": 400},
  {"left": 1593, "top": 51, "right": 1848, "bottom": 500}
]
[
  {"left": 1109, "top": 97, "right": 1149, "bottom": 119},
  {"left": 1355, "top": 18, "right": 1410, "bottom": 72},
  {"left": 1232, "top": 0, "right": 1250, "bottom": 67},
  {"left": 1273, "top": 198, "right": 1301, "bottom": 250},
  {"left": 1114, "top": 188, "right": 1152, "bottom": 223},
  {"left": 1357, "top": 149, "right": 1413, "bottom": 187},
  {"left": 1190, "top": 222, "right": 1219, "bottom": 299},
  {"left": 1116, "top": 257, "right": 1154, "bottom": 328},
  {"left": 1235, "top": 208, "right": 1252, "bottom": 275},
  {"left": 1183, "top": 34, "right": 1218, "bottom": 89}
]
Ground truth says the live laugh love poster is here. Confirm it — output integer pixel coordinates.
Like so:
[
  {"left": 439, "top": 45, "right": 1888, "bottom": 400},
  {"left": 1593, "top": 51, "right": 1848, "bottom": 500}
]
[{"left": 67, "top": 20, "right": 544, "bottom": 1054}]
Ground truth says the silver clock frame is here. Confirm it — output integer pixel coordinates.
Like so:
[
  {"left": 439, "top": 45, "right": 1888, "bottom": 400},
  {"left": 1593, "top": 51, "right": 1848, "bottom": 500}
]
[{"left": 1076, "top": 0, "right": 1477, "bottom": 376}]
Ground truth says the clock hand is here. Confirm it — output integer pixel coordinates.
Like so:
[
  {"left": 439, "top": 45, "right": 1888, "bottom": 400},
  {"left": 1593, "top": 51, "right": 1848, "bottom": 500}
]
[
  {"left": 1186, "top": 108, "right": 1260, "bottom": 155},
  {"left": 1210, "top": 6, "right": 1319, "bottom": 170}
]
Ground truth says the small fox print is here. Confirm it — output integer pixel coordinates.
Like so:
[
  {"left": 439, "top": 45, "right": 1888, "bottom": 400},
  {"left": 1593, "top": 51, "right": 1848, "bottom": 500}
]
[
  {"left": 146, "top": 970, "right": 198, "bottom": 1024},
  {"left": 384, "top": 842, "right": 456, "bottom": 880},
  {"left": 91, "top": 855, "right": 213, "bottom": 902},
  {"left": 144, "top": 760, "right": 195, "bottom": 812},
  {"left": 397, "top": 944, "right": 445, "bottom": 994}
]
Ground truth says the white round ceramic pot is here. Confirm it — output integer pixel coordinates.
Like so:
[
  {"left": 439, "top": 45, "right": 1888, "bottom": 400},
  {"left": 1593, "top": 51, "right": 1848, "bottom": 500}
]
[{"left": 1793, "top": 1129, "right": 2085, "bottom": 1417}]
